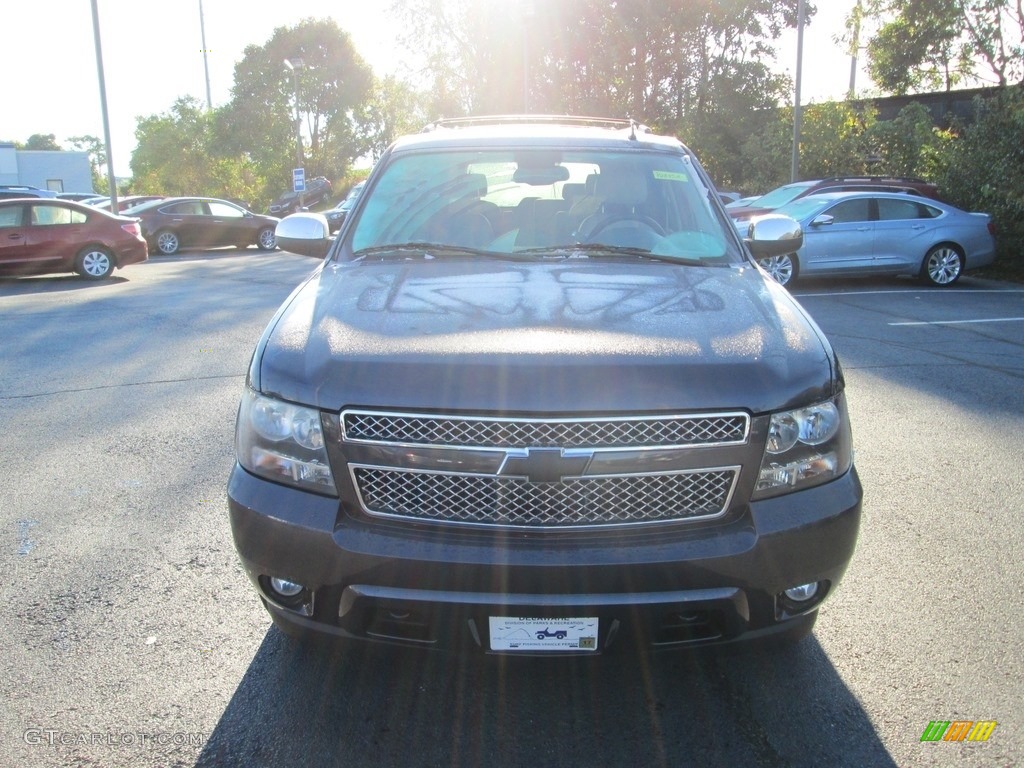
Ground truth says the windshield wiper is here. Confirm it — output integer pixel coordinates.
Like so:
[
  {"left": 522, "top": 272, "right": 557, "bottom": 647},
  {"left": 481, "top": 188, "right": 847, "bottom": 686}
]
[
  {"left": 521, "top": 243, "right": 712, "bottom": 267},
  {"left": 351, "top": 243, "right": 537, "bottom": 262}
]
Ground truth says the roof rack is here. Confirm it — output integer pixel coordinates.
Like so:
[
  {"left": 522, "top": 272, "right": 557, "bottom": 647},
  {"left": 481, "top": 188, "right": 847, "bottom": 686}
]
[
  {"left": 819, "top": 176, "right": 931, "bottom": 184},
  {"left": 422, "top": 115, "right": 650, "bottom": 135}
]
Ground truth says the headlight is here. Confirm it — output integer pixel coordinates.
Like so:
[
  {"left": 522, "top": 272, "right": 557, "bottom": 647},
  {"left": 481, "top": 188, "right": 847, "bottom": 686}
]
[
  {"left": 235, "top": 388, "right": 336, "bottom": 495},
  {"left": 753, "top": 394, "right": 852, "bottom": 499}
]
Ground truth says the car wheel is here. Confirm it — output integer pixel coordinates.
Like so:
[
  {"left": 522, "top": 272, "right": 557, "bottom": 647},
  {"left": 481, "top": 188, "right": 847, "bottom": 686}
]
[
  {"left": 156, "top": 230, "right": 180, "bottom": 255},
  {"left": 257, "top": 227, "right": 277, "bottom": 251},
  {"left": 921, "top": 244, "right": 963, "bottom": 286},
  {"left": 758, "top": 253, "right": 798, "bottom": 287},
  {"left": 76, "top": 246, "right": 115, "bottom": 279}
]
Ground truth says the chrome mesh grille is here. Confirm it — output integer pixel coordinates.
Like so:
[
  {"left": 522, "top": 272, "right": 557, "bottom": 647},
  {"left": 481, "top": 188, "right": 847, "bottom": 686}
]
[
  {"left": 353, "top": 467, "right": 737, "bottom": 528},
  {"left": 343, "top": 411, "right": 748, "bottom": 449}
]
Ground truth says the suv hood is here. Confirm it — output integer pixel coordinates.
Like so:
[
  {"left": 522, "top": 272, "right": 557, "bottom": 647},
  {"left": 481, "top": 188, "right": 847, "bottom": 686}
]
[{"left": 256, "top": 260, "right": 835, "bottom": 414}]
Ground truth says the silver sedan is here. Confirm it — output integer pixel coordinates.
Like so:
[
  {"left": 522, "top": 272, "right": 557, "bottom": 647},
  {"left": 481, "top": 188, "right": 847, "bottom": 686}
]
[{"left": 751, "top": 191, "right": 996, "bottom": 287}]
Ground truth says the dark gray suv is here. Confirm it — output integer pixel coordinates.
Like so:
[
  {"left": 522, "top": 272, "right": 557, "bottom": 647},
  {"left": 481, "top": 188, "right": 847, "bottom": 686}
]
[{"left": 228, "top": 116, "right": 862, "bottom": 655}]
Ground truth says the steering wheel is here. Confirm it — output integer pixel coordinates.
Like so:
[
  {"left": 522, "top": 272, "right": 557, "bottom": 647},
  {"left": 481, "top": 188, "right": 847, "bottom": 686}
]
[{"left": 578, "top": 213, "right": 666, "bottom": 241}]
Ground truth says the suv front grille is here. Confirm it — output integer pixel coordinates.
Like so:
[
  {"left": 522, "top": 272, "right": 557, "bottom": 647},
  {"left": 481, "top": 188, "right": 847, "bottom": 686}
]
[
  {"left": 343, "top": 411, "right": 749, "bottom": 449},
  {"left": 351, "top": 466, "right": 738, "bottom": 529}
]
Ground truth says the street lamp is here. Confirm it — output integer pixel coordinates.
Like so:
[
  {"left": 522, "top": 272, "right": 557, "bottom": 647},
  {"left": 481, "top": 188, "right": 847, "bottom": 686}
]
[
  {"left": 790, "top": 0, "right": 806, "bottom": 183},
  {"left": 283, "top": 57, "right": 305, "bottom": 207}
]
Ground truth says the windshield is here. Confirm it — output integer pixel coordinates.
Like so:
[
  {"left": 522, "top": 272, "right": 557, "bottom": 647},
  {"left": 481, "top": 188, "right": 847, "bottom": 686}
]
[
  {"left": 774, "top": 197, "right": 834, "bottom": 221},
  {"left": 752, "top": 182, "right": 816, "bottom": 210},
  {"left": 344, "top": 148, "right": 742, "bottom": 264}
]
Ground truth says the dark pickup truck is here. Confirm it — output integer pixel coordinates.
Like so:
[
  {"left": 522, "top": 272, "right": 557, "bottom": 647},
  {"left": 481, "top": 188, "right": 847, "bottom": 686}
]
[{"left": 228, "top": 117, "right": 862, "bottom": 656}]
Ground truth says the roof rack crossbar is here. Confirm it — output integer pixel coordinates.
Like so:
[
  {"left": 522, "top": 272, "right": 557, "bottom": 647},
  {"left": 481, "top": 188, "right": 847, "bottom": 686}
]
[
  {"left": 423, "top": 115, "right": 644, "bottom": 132},
  {"left": 819, "top": 175, "right": 931, "bottom": 184}
]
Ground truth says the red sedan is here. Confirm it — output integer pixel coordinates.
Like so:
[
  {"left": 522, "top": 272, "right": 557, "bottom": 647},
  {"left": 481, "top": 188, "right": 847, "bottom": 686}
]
[{"left": 0, "top": 198, "right": 148, "bottom": 279}]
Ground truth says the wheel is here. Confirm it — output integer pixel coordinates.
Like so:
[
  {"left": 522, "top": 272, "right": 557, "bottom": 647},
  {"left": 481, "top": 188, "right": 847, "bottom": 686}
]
[
  {"left": 75, "top": 246, "right": 115, "bottom": 279},
  {"left": 758, "top": 253, "right": 798, "bottom": 287},
  {"left": 155, "top": 230, "right": 180, "bottom": 255},
  {"left": 921, "top": 244, "right": 963, "bottom": 286},
  {"left": 257, "top": 227, "right": 277, "bottom": 251}
]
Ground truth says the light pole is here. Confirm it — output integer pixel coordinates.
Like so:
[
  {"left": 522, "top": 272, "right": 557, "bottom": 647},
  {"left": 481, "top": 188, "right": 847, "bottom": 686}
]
[
  {"left": 199, "top": 0, "right": 213, "bottom": 109},
  {"left": 90, "top": 0, "right": 118, "bottom": 212},
  {"left": 790, "top": 0, "right": 806, "bottom": 183},
  {"left": 283, "top": 57, "right": 304, "bottom": 208}
]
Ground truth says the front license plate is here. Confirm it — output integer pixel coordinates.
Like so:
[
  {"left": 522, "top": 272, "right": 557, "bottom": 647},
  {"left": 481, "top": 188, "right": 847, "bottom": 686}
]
[{"left": 488, "top": 616, "right": 599, "bottom": 652}]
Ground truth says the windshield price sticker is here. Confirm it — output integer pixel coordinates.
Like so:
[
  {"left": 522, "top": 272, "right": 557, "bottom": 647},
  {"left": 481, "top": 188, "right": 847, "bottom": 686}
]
[{"left": 489, "top": 616, "right": 599, "bottom": 652}]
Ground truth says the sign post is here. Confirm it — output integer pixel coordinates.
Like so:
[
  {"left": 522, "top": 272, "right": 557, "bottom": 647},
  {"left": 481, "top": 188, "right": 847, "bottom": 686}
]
[{"left": 292, "top": 168, "right": 306, "bottom": 211}]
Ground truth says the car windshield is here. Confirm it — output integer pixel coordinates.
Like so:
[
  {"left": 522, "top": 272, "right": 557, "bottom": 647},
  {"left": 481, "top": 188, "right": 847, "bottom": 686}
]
[
  {"left": 751, "top": 182, "right": 816, "bottom": 210},
  {"left": 774, "top": 197, "right": 836, "bottom": 221},
  {"left": 345, "top": 148, "right": 741, "bottom": 264}
]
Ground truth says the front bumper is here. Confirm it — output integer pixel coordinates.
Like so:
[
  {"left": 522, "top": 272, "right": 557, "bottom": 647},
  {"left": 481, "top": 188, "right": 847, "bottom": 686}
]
[{"left": 227, "top": 464, "right": 861, "bottom": 653}]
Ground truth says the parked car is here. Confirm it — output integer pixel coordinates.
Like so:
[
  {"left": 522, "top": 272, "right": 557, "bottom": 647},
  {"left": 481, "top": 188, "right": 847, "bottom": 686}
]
[
  {"left": 752, "top": 191, "right": 996, "bottom": 287},
  {"left": 127, "top": 197, "right": 280, "bottom": 255},
  {"left": 92, "top": 195, "right": 165, "bottom": 212},
  {"left": 230, "top": 116, "right": 862, "bottom": 656},
  {"left": 56, "top": 192, "right": 100, "bottom": 202},
  {"left": 325, "top": 180, "right": 365, "bottom": 232},
  {"left": 0, "top": 198, "right": 147, "bottom": 279},
  {"left": 268, "top": 176, "right": 333, "bottom": 216},
  {"left": 0, "top": 185, "right": 59, "bottom": 200},
  {"left": 729, "top": 176, "right": 942, "bottom": 228},
  {"left": 725, "top": 195, "right": 760, "bottom": 209}
]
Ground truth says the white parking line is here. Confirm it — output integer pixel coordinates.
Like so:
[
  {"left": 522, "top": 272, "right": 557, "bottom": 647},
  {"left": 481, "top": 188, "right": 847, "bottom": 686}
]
[
  {"left": 889, "top": 317, "right": 1024, "bottom": 326},
  {"left": 795, "top": 288, "right": 1024, "bottom": 298}
]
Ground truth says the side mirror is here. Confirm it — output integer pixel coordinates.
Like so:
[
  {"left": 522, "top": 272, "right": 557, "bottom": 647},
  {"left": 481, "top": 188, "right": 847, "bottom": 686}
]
[
  {"left": 811, "top": 214, "right": 834, "bottom": 227},
  {"left": 744, "top": 214, "right": 803, "bottom": 258},
  {"left": 275, "top": 212, "right": 331, "bottom": 258}
]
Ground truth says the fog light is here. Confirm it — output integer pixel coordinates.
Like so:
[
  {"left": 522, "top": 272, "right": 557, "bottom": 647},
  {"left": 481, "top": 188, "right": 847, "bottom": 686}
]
[
  {"left": 784, "top": 582, "right": 820, "bottom": 602},
  {"left": 270, "top": 577, "right": 304, "bottom": 598}
]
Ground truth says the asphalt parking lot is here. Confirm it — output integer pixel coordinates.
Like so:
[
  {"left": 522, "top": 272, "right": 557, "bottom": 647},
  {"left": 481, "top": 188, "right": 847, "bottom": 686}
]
[{"left": 1, "top": 252, "right": 1021, "bottom": 767}]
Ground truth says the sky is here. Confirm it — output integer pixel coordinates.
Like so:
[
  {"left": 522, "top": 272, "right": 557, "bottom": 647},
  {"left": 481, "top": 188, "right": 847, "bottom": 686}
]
[{"left": 3, "top": 1, "right": 869, "bottom": 183}]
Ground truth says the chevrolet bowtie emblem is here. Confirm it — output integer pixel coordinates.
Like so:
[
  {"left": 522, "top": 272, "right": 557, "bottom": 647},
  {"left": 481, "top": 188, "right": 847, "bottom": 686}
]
[{"left": 497, "top": 448, "right": 593, "bottom": 483}]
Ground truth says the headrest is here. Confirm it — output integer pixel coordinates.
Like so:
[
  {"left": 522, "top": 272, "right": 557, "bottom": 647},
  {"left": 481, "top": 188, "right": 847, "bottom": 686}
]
[
  {"left": 595, "top": 169, "right": 648, "bottom": 207},
  {"left": 562, "top": 183, "right": 586, "bottom": 204}
]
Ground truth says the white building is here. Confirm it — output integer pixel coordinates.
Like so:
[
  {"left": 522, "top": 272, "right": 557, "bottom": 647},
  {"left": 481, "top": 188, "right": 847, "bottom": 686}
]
[{"left": 0, "top": 143, "right": 94, "bottom": 194}]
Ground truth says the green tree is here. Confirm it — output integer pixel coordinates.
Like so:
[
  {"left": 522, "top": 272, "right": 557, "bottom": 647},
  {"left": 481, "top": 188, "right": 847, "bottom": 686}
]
[
  {"left": 864, "top": 102, "right": 941, "bottom": 177},
  {"left": 932, "top": 88, "right": 1024, "bottom": 271},
  {"left": 391, "top": 0, "right": 802, "bottom": 125},
  {"left": 67, "top": 134, "right": 108, "bottom": 194},
  {"left": 131, "top": 97, "right": 261, "bottom": 203},
  {"left": 358, "top": 76, "right": 430, "bottom": 161},
  {"left": 219, "top": 18, "right": 374, "bottom": 199},
  {"left": 865, "top": 1, "right": 1024, "bottom": 93},
  {"left": 742, "top": 102, "right": 877, "bottom": 192},
  {"left": 25, "top": 133, "right": 62, "bottom": 150}
]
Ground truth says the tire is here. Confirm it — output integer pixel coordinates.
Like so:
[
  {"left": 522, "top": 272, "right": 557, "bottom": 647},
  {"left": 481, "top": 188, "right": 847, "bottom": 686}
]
[
  {"left": 155, "top": 230, "right": 180, "bottom": 255},
  {"left": 257, "top": 227, "right": 277, "bottom": 251},
  {"left": 758, "top": 253, "right": 798, "bottom": 287},
  {"left": 75, "top": 246, "right": 115, "bottom": 279},
  {"left": 921, "top": 244, "right": 963, "bottom": 286}
]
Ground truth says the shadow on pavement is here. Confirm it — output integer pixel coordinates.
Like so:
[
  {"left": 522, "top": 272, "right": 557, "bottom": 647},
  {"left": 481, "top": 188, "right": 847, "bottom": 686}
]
[{"left": 196, "top": 627, "right": 896, "bottom": 768}]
